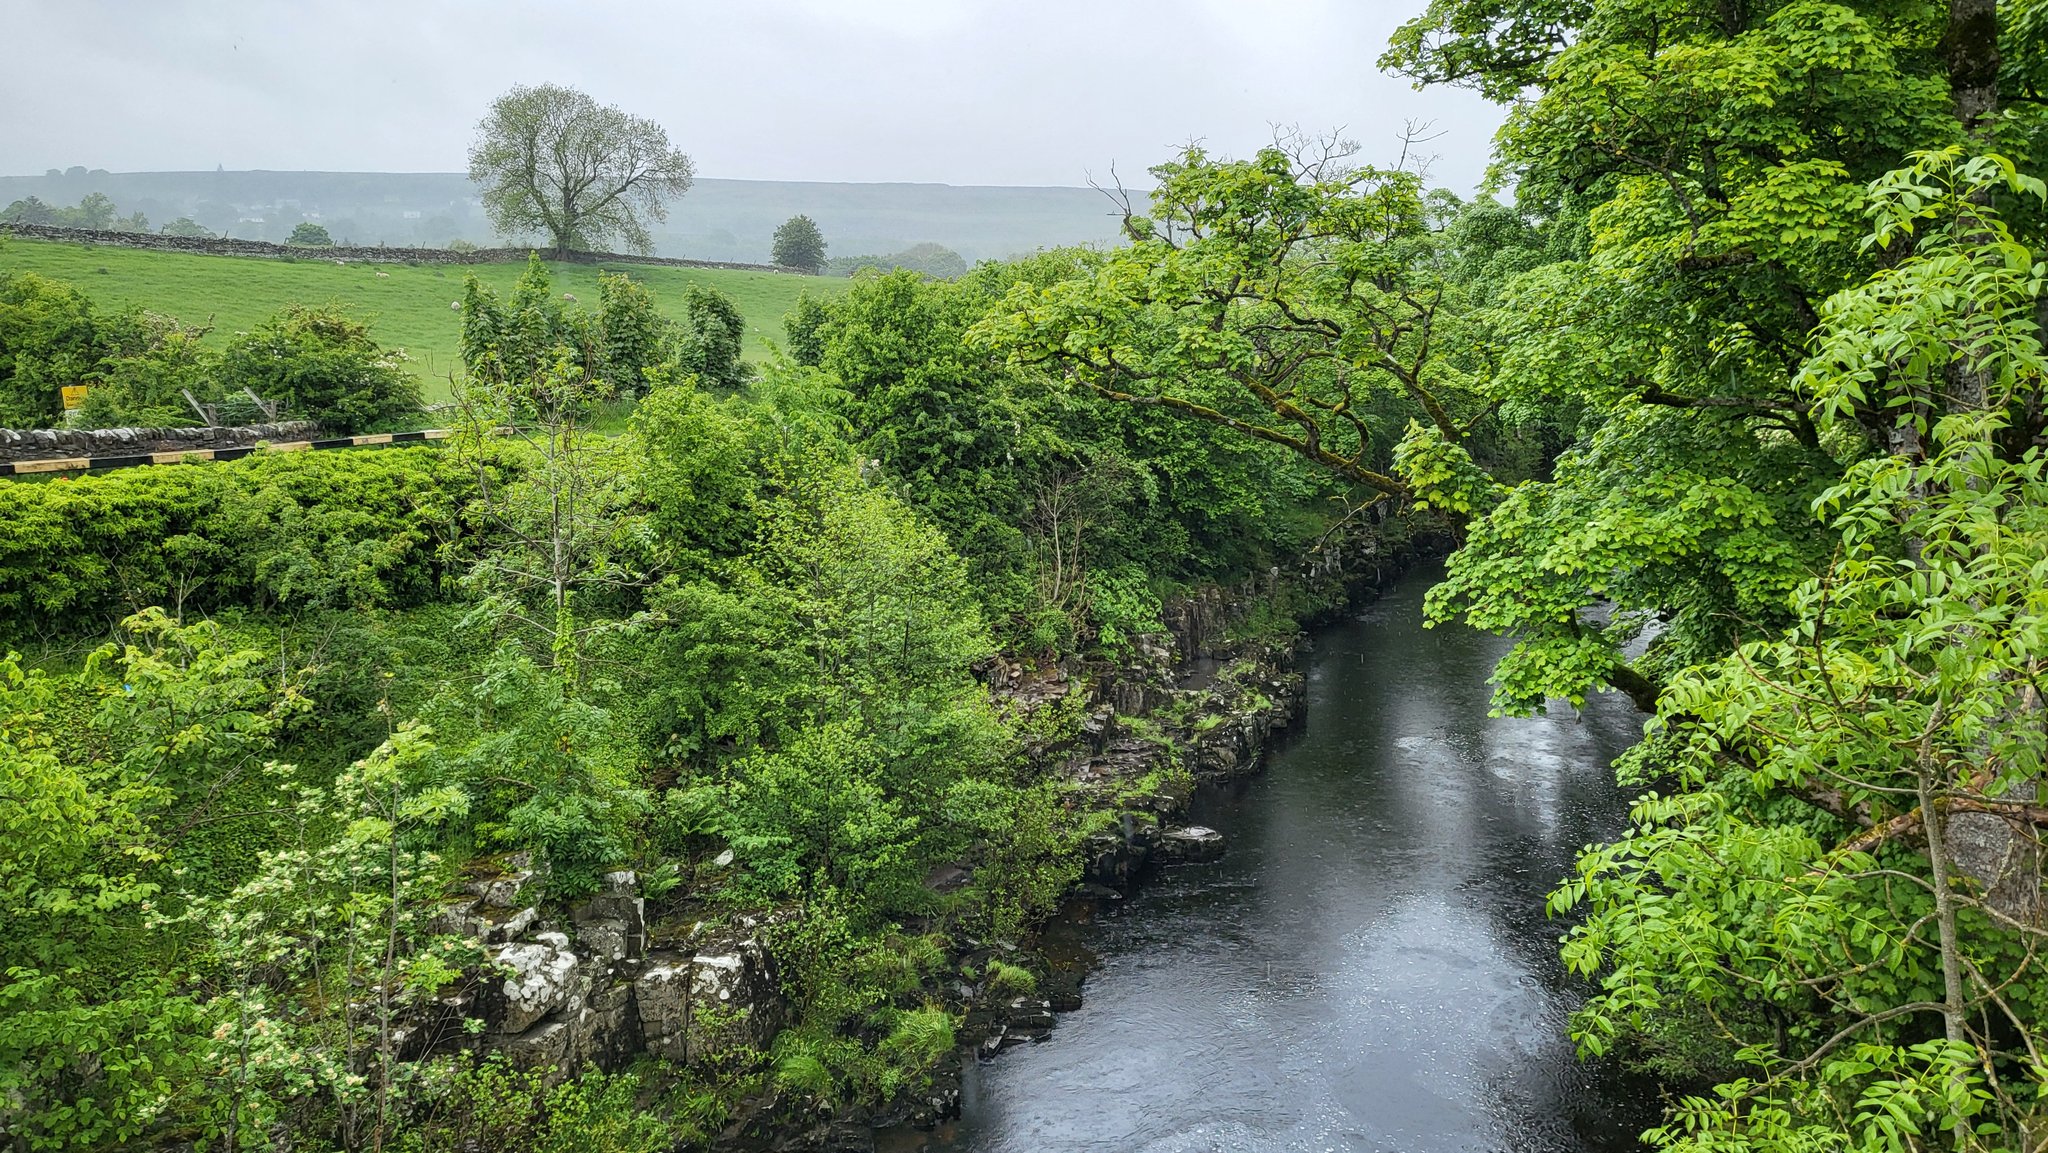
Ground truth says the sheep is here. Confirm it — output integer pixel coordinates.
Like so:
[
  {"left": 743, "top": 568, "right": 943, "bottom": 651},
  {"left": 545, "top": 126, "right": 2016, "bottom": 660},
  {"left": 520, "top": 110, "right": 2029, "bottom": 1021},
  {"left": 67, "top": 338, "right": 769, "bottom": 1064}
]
[
  {"left": 450, "top": 300, "right": 462, "bottom": 311},
  {"left": 562, "top": 292, "right": 577, "bottom": 302},
  {"left": 375, "top": 271, "right": 390, "bottom": 279}
]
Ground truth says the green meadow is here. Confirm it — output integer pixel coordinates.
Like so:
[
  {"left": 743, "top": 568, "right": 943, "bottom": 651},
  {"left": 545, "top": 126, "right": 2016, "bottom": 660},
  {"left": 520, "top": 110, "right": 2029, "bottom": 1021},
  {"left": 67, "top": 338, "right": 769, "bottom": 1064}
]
[{"left": 0, "top": 237, "right": 839, "bottom": 399}]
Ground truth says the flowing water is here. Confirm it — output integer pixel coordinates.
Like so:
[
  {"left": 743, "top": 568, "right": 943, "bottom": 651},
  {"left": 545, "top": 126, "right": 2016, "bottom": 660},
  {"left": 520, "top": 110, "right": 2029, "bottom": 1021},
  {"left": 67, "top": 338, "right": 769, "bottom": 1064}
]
[{"left": 911, "top": 566, "right": 1658, "bottom": 1153}]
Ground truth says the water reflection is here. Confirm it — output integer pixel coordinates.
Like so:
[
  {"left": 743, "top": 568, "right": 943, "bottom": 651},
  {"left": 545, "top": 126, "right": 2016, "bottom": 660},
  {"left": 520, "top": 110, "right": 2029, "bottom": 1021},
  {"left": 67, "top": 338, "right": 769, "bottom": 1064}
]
[{"left": 917, "top": 567, "right": 1656, "bottom": 1153}]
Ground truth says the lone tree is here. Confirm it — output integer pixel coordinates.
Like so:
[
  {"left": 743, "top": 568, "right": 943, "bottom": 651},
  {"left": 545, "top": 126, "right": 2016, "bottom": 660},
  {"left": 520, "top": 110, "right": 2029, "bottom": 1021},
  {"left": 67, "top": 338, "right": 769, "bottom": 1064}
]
[
  {"left": 286, "top": 221, "right": 333, "bottom": 247},
  {"left": 468, "top": 83, "right": 694, "bottom": 257},
  {"left": 771, "top": 214, "right": 827, "bottom": 273}
]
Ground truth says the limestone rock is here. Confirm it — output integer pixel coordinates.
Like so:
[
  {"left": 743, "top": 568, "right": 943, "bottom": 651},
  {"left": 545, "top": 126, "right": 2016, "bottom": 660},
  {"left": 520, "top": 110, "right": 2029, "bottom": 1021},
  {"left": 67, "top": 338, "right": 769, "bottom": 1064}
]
[
  {"left": 499, "top": 1017, "right": 573, "bottom": 1068},
  {"left": 635, "top": 930, "right": 782, "bottom": 1064},
  {"left": 570, "top": 869, "right": 644, "bottom": 963},
  {"left": 428, "top": 897, "right": 488, "bottom": 940},
  {"left": 487, "top": 905, "right": 539, "bottom": 944},
  {"left": 634, "top": 956, "right": 693, "bottom": 1063},
  {"left": 486, "top": 932, "right": 580, "bottom": 1035},
  {"left": 465, "top": 852, "right": 536, "bottom": 909}
]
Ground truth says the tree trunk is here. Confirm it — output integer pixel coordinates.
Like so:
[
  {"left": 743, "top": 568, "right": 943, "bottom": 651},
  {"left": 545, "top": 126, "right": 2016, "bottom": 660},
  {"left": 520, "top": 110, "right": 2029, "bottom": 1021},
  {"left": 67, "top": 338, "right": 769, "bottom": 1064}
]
[
  {"left": 1918, "top": 762, "right": 1975, "bottom": 1145},
  {"left": 1947, "top": 0, "right": 2001, "bottom": 137}
]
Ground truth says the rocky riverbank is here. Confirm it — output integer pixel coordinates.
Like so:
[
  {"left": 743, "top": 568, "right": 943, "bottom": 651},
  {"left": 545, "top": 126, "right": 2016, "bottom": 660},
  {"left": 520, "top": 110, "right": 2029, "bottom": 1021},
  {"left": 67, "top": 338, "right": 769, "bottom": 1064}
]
[
  {"left": 843, "top": 522, "right": 1448, "bottom": 1150},
  {"left": 391, "top": 515, "right": 1445, "bottom": 1151}
]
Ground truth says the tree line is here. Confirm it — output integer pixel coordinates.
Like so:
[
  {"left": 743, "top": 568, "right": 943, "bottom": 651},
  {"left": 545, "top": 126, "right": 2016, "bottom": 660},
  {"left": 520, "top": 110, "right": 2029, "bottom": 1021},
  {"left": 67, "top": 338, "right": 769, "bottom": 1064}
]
[{"left": 1, "top": 191, "right": 211, "bottom": 238}]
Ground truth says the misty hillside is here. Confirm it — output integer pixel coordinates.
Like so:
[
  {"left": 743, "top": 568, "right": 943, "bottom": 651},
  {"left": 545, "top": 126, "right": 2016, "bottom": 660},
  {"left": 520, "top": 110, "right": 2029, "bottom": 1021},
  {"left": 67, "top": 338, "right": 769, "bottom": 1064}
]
[{"left": 0, "top": 168, "right": 1130, "bottom": 264}]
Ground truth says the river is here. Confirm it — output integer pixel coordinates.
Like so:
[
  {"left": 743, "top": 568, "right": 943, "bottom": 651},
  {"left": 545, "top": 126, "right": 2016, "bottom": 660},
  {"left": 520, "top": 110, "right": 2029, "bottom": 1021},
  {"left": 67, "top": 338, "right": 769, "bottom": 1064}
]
[{"left": 910, "top": 565, "right": 1658, "bottom": 1153}]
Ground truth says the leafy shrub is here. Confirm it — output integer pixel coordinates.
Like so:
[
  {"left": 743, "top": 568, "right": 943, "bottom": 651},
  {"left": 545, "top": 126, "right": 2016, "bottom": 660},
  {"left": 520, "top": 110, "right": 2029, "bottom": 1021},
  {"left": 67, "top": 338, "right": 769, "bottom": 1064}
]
[
  {"left": 1087, "top": 565, "right": 1163, "bottom": 654},
  {"left": 460, "top": 256, "right": 700, "bottom": 400},
  {"left": 404, "top": 1059, "right": 672, "bottom": 1153},
  {"left": 672, "top": 282, "right": 747, "bottom": 391},
  {"left": 536, "top": 1070, "right": 673, "bottom": 1153},
  {"left": 0, "top": 271, "right": 98, "bottom": 426},
  {"left": 431, "top": 647, "right": 647, "bottom": 897},
  {"left": 782, "top": 291, "right": 832, "bottom": 367},
  {"left": 217, "top": 304, "right": 421, "bottom": 432},
  {"left": 76, "top": 310, "right": 215, "bottom": 428},
  {"left": 596, "top": 271, "right": 668, "bottom": 395}
]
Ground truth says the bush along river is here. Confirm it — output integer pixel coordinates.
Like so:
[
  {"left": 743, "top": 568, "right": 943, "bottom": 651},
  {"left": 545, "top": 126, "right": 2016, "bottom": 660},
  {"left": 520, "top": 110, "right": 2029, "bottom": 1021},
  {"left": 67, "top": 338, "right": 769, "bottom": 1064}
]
[{"left": 891, "top": 563, "right": 1660, "bottom": 1153}]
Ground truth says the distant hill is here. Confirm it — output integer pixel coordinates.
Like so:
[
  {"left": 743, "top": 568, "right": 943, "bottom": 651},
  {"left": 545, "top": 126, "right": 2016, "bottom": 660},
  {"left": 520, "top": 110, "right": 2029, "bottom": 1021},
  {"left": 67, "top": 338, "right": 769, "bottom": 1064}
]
[{"left": 0, "top": 170, "right": 1129, "bottom": 265}]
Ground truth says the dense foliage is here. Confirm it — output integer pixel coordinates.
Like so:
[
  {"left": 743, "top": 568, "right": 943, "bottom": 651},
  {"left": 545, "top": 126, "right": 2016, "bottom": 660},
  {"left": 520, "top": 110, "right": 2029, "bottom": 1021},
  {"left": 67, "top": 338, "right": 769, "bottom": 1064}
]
[
  {"left": 459, "top": 254, "right": 747, "bottom": 398},
  {"left": 947, "top": 2, "right": 2048, "bottom": 1147},
  {"left": 0, "top": 446, "right": 480, "bottom": 636},
  {"left": 0, "top": 271, "right": 99, "bottom": 426},
  {"left": 213, "top": 306, "right": 422, "bottom": 433},
  {"left": 969, "top": 2, "right": 2048, "bottom": 1148},
  {"left": 1544, "top": 152, "right": 2048, "bottom": 1151}
]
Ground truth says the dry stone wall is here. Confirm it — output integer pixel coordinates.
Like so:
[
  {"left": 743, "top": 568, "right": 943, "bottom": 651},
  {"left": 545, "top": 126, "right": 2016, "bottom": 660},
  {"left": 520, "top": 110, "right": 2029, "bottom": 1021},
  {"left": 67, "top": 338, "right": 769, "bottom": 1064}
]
[
  {"left": 2, "top": 222, "right": 808, "bottom": 274},
  {"left": 0, "top": 421, "right": 319, "bottom": 463}
]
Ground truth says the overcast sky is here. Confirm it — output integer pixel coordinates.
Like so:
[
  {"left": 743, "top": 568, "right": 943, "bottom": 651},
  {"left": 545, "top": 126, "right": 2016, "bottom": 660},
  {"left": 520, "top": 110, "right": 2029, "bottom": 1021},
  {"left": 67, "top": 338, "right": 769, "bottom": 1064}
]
[{"left": 4, "top": 1, "right": 1506, "bottom": 192}]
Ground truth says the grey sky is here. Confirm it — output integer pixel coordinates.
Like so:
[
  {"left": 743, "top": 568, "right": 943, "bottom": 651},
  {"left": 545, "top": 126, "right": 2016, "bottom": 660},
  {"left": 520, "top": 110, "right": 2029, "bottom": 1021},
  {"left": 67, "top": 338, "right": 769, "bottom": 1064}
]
[{"left": 4, "top": 1, "right": 1506, "bottom": 192}]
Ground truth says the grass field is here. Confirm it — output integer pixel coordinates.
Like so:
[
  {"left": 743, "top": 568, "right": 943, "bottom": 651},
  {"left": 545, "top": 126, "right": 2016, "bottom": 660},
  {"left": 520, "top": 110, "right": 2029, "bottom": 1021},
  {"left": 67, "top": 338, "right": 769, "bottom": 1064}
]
[{"left": 0, "top": 238, "right": 840, "bottom": 400}]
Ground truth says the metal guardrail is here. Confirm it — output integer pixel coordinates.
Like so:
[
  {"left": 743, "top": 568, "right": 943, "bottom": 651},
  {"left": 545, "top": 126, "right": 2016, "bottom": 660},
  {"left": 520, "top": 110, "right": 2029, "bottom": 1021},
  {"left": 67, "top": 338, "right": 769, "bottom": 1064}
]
[{"left": 0, "top": 428, "right": 452, "bottom": 477}]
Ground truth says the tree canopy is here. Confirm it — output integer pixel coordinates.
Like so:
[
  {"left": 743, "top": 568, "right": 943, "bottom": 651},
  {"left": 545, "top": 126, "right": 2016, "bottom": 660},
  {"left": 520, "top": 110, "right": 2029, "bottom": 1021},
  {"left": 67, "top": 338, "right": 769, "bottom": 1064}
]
[
  {"left": 467, "top": 83, "right": 695, "bottom": 257},
  {"left": 772, "top": 213, "right": 828, "bottom": 273}
]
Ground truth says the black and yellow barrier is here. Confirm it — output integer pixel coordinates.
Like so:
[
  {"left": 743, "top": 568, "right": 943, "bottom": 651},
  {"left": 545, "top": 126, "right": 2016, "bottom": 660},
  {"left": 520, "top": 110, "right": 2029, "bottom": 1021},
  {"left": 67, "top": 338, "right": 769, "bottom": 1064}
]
[{"left": 0, "top": 428, "right": 453, "bottom": 477}]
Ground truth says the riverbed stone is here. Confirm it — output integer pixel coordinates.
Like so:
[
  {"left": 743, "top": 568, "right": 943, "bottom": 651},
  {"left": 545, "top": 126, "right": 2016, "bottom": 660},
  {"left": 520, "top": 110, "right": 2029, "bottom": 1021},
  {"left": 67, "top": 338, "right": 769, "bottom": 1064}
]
[
  {"left": 1006, "top": 998, "right": 1056, "bottom": 1032},
  {"left": 977, "top": 1026, "right": 1006, "bottom": 1059},
  {"left": 1158, "top": 825, "right": 1226, "bottom": 864}
]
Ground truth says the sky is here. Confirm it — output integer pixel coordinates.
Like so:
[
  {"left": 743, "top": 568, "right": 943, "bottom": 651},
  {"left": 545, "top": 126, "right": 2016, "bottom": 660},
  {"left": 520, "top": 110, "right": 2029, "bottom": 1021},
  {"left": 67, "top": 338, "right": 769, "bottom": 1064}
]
[{"left": 3, "top": 1, "right": 1507, "bottom": 192}]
